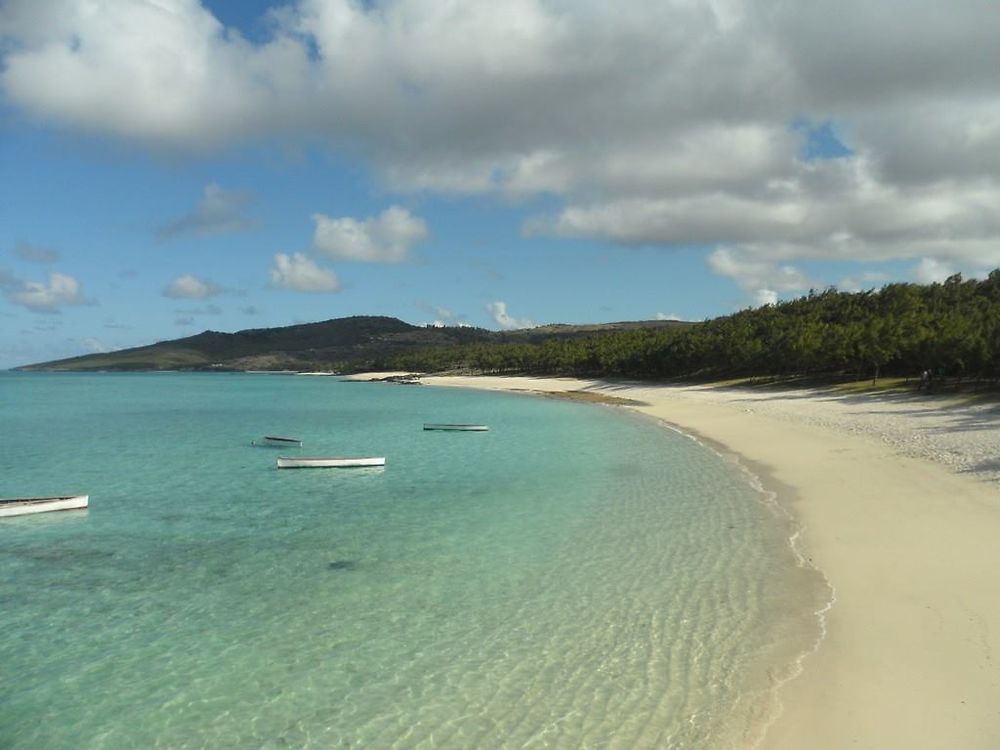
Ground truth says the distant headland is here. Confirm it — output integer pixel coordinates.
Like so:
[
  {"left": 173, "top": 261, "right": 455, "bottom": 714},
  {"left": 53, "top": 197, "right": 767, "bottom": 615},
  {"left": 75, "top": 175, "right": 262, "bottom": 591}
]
[{"left": 17, "top": 272, "right": 1000, "bottom": 385}]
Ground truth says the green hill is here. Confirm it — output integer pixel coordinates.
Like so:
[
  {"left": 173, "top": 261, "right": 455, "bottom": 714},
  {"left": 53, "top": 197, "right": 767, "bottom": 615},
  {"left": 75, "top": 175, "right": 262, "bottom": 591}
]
[
  {"left": 17, "top": 315, "right": 690, "bottom": 372},
  {"left": 23, "top": 273, "right": 997, "bottom": 381}
]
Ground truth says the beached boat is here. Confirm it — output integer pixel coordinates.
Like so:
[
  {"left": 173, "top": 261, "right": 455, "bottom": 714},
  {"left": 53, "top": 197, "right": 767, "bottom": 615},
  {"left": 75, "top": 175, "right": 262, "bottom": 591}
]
[
  {"left": 0, "top": 495, "right": 89, "bottom": 518},
  {"left": 422, "top": 423, "right": 489, "bottom": 431},
  {"left": 252, "top": 435, "right": 303, "bottom": 447},
  {"left": 276, "top": 456, "right": 386, "bottom": 469}
]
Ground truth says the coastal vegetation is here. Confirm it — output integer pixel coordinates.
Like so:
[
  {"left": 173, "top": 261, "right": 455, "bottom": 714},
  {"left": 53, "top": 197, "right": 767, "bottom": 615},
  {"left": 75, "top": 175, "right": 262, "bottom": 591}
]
[
  {"left": 18, "top": 315, "right": 683, "bottom": 373},
  {"left": 20, "top": 272, "right": 1000, "bottom": 383},
  {"left": 384, "top": 272, "right": 1000, "bottom": 382}
]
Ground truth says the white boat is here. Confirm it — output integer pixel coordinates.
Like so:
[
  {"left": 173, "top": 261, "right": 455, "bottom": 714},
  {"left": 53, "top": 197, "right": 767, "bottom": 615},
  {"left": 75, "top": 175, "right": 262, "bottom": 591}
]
[
  {"left": 423, "top": 423, "right": 489, "bottom": 431},
  {"left": 277, "top": 456, "right": 385, "bottom": 469},
  {"left": 252, "top": 435, "right": 303, "bottom": 447},
  {"left": 0, "top": 495, "right": 89, "bottom": 518}
]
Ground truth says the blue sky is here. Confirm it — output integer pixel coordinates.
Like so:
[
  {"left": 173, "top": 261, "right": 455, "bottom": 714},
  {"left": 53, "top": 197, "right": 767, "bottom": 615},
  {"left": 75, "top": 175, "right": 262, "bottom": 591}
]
[{"left": 2, "top": 1, "right": 998, "bottom": 368}]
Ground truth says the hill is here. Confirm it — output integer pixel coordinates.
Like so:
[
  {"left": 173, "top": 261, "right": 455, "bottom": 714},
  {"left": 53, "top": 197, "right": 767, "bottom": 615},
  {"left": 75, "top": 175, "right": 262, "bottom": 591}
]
[
  {"left": 17, "top": 315, "right": 692, "bottom": 372},
  {"left": 25, "top": 273, "right": 997, "bottom": 381}
]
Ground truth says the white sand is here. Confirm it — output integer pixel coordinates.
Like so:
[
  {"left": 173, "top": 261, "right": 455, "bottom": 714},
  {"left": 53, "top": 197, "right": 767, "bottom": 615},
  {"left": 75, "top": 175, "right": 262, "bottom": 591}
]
[{"left": 405, "top": 374, "right": 1000, "bottom": 749}]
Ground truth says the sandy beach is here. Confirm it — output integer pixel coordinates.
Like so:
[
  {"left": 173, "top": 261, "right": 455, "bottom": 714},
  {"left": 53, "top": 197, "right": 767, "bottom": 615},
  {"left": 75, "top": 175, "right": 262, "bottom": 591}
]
[{"left": 359, "top": 373, "right": 1000, "bottom": 749}]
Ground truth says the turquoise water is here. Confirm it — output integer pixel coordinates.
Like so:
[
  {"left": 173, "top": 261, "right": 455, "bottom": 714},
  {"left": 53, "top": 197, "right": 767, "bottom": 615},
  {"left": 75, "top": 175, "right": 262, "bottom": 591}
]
[{"left": 0, "top": 373, "right": 826, "bottom": 749}]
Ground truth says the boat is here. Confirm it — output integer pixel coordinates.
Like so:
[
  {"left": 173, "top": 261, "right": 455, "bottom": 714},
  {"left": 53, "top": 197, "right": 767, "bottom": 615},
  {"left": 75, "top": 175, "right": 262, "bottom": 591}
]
[
  {"left": 422, "top": 423, "right": 489, "bottom": 431},
  {"left": 252, "top": 435, "right": 303, "bottom": 447},
  {"left": 0, "top": 495, "right": 89, "bottom": 518},
  {"left": 276, "top": 456, "right": 386, "bottom": 469}
]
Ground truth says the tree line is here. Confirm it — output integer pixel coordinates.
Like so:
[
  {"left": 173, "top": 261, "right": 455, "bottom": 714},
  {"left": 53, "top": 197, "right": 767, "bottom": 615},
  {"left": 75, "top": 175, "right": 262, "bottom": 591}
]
[{"left": 380, "top": 272, "right": 1000, "bottom": 381}]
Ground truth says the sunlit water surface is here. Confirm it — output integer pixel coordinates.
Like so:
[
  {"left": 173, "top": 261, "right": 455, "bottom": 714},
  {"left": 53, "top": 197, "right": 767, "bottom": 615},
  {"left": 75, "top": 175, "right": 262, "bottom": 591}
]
[{"left": 0, "top": 373, "right": 827, "bottom": 749}]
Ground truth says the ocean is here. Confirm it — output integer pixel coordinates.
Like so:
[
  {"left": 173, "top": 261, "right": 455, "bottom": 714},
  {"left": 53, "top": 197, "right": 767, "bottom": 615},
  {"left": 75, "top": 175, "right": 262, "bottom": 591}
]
[{"left": 0, "top": 372, "right": 827, "bottom": 749}]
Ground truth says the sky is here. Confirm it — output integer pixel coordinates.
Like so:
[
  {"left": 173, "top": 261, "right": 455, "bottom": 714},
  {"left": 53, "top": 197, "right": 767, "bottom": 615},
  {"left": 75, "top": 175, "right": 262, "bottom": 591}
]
[{"left": 1, "top": 0, "right": 999, "bottom": 369}]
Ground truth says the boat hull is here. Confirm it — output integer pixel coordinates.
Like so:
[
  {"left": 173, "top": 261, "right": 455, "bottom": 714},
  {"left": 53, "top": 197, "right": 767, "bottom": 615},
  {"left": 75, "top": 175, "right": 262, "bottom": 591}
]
[
  {"left": 0, "top": 495, "right": 89, "bottom": 518},
  {"left": 277, "top": 456, "right": 385, "bottom": 469},
  {"left": 422, "top": 424, "right": 489, "bottom": 431}
]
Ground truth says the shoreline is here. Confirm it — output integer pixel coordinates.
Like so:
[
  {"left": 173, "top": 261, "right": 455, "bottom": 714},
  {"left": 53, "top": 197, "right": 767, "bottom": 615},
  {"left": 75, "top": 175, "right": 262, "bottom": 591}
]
[{"left": 359, "top": 373, "right": 1000, "bottom": 749}]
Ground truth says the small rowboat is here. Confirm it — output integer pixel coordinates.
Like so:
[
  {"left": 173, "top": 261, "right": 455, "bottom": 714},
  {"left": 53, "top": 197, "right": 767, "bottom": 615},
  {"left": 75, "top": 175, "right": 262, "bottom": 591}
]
[
  {"left": 422, "top": 423, "right": 489, "bottom": 431},
  {"left": 0, "top": 495, "right": 89, "bottom": 518},
  {"left": 277, "top": 456, "right": 385, "bottom": 469},
  {"left": 252, "top": 435, "right": 303, "bottom": 447}
]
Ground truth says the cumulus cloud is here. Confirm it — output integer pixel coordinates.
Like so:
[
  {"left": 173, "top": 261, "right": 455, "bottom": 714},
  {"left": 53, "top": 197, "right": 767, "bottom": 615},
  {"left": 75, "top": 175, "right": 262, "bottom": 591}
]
[
  {"left": 487, "top": 301, "right": 535, "bottom": 330},
  {"left": 0, "top": 0, "right": 311, "bottom": 148},
  {"left": 163, "top": 273, "right": 222, "bottom": 299},
  {"left": 707, "top": 247, "right": 814, "bottom": 307},
  {"left": 312, "top": 206, "right": 428, "bottom": 263},
  {"left": 656, "top": 312, "right": 685, "bottom": 321},
  {"left": 911, "top": 258, "right": 958, "bottom": 285},
  {"left": 3, "top": 0, "right": 1000, "bottom": 294},
  {"left": 81, "top": 336, "right": 106, "bottom": 353},
  {"left": 13, "top": 242, "right": 60, "bottom": 263},
  {"left": 753, "top": 290, "right": 779, "bottom": 307},
  {"left": 269, "top": 252, "right": 341, "bottom": 292},
  {"left": 417, "top": 303, "right": 471, "bottom": 328},
  {"left": 2, "top": 270, "right": 90, "bottom": 312},
  {"left": 838, "top": 271, "right": 889, "bottom": 293},
  {"left": 156, "top": 184, "right": 255, "bottom": 239}
]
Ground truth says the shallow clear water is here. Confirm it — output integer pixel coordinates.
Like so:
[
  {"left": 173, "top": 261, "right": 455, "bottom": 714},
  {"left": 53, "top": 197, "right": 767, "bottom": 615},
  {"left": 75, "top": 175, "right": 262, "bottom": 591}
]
[{"left": 0, "top": 373, "right": 826, "bottom": 749}]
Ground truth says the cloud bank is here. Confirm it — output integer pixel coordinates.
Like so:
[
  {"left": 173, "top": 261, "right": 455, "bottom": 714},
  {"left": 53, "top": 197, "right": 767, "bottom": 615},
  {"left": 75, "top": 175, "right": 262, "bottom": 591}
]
[{"left": 3, "top": 0, "right": 999, "bottom": 302}]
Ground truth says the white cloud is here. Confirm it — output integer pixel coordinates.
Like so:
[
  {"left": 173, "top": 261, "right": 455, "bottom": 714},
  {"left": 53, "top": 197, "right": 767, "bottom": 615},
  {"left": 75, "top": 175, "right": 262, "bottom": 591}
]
[
  {"left": 838, "top": 271, "right": 888, "bottom": 293},
  {"left": 0, "top": 0, "right": 311, "bottom": 148},
  {"left": 433, "top": 320, "right": 474, "bottom": 328},
  {"left": 911, "top": 258, "right": 957, "bottom": 284},
  {"left": 708, "top": 247, "right": 813, "bottom": 306},
  {"left": 429, "top": 305, "right": 455, "bottom": 322},
  {"left": 3, "top": 271, "right": 89, "bottom": 312},
  {"left": 163, "top": 274, "right": 221, "bottom": 299},
  {"left": 156, "top": 184, "right": 254, "bottom": 239},
  {"left": 269, "top": 252, "right": 341, "bottom": 292},
  {"left": 753, "top": 289, "right": 778, "bottom": 307},
  {"left": 2, "top": 0, "right": 1000, "bottom": 288},
  {"left": 487, "top": 301, "right": 535, "bottom": 330},
  {"left": 312, "top": 206, "right": 428, "bottom": 263},
  {"left": 656, "top": 312, "right": 685, "bottom": 321},
  {"left": 81, "top": 336, "right": 106, "bottom": 353},
  {"left": 417, "top": 302, "right": 473, "bottom": 328}
]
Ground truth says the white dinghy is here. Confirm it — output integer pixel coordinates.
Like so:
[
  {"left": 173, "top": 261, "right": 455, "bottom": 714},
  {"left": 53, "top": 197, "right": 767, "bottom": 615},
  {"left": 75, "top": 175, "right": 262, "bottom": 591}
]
[
  {"left": 277, "top": 456, "right": 385, "bottom": 469},
  {"left": 0, "top": 495, "right": 89, "bottom": 518}
]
